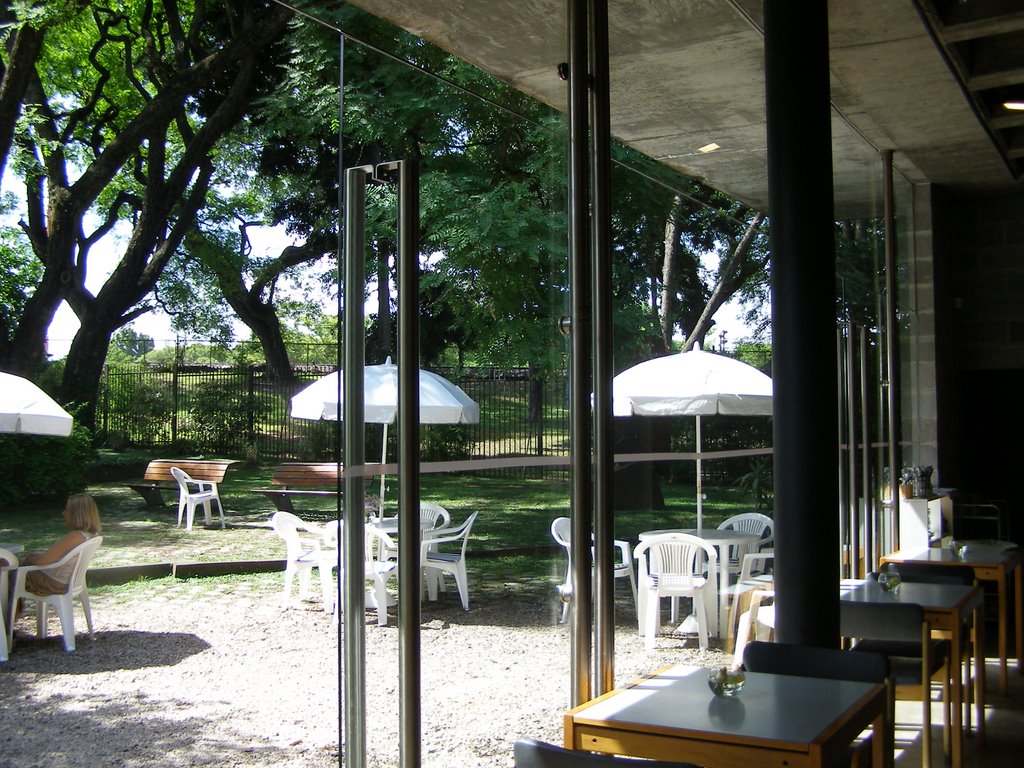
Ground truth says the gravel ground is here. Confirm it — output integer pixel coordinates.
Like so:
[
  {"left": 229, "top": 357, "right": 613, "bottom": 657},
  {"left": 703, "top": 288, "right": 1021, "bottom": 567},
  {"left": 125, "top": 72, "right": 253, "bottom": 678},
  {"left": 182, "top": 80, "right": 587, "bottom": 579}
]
[{"left": 0, "top": 575, "right": 730, "bottom": 768}]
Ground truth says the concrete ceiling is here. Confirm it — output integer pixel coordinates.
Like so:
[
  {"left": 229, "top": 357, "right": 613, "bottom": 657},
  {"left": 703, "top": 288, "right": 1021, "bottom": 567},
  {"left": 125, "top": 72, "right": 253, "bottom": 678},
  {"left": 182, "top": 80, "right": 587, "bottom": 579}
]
[{"left": 294, "top": 0, "right": 1024, "bottom": 216}]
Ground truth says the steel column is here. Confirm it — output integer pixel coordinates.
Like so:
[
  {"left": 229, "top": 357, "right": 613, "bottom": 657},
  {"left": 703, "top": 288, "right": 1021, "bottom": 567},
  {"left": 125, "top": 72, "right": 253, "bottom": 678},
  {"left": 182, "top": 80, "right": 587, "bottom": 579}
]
[
  {"left": 588, "top": 0, "right": 615, "bottom": 697},
  {"left": 342, "top": 164, "right": 373, "bottom": 768},
  {"left": 567, "top": 0, "right": 593, "bottom": 707},
  {"left": 764, "top": 0, "right": 839, "bottom": 647}
]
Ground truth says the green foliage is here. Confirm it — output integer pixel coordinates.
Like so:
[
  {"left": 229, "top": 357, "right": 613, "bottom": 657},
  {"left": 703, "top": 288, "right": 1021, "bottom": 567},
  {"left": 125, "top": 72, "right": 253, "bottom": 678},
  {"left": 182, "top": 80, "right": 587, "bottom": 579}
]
[
  {"left": 421, "top": 425, "right": 472, "bottom": 462},
  {"left": 735, "top": 455, "right": 774, "bottom": 511},
  {"left": 186, "top": 380, "right": 267, "bottom": 453},
  {"left": 108, "top": 328, "right": 156, "bottom": 365},
  {"left": 111, "top": 373, "right": 173, "bottom": 448},
  {"left": 0, "top": 423, "right": 95, "bottom": 507}
]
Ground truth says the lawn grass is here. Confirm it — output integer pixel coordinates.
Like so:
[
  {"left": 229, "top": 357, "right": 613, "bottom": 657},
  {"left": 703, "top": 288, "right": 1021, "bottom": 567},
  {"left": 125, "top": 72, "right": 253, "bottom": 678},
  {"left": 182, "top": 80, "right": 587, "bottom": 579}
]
[{"left": 0, "top": 461, "right": 764, "bottom": 588}]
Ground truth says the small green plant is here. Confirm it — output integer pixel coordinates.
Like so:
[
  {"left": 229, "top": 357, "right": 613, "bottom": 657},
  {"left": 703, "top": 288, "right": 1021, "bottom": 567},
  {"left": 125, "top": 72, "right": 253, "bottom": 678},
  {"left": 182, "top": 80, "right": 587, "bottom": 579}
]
[
  {"left": 0, "top": 421, "right": 95, "bottom": 506},
  {"left": 735, "top": 455, "right": 773, "bottom": 511}
]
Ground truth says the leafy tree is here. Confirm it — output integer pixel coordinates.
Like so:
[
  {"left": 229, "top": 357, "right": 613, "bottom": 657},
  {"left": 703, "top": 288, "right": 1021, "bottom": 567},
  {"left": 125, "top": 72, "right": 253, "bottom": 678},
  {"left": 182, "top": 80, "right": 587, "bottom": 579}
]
[
  {"left": 108, "top": 327, "right": 155, "bottom": 363},
  {"left": 0, "top": 0, "right": 293, "bottom": 428}
]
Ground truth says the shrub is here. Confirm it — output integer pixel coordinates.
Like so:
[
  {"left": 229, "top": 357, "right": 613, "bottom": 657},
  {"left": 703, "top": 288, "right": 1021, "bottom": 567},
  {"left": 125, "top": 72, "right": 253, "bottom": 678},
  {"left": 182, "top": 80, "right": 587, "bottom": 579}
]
[
  {"left": 0, "top": 423, "right": 96, "bottom": 507},
  {"left": 187, "top": 380, "right": 267, "bottom": 453}
]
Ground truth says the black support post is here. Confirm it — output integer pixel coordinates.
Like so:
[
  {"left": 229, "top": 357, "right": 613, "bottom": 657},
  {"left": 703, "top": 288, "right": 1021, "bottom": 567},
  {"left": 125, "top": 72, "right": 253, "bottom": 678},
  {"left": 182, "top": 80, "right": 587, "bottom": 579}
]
[{"left": 764, "top": 0, "right": 839, "bottom": 647}]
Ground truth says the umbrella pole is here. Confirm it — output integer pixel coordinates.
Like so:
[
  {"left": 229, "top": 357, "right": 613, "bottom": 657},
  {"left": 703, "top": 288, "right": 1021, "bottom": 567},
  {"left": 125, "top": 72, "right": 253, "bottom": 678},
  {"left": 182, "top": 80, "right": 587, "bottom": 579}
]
[
  {"left": 696, "top": 415, "right": 703, "bottom": 533},
  {"left": 379, "top": 422, "right": 388, "bottom": 520}
]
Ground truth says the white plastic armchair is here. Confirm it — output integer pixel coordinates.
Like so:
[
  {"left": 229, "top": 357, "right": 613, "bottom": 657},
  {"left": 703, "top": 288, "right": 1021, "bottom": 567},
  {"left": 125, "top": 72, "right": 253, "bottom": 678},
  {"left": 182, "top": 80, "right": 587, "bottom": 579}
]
[
  {"left": 633, "top": 533, "right": 717, "bottom": 651},
  {"left": 717, "top": 512, "right": 774, "bottom": 574},
  {"left": 378, "top": 502, "right": 452, "bottom": 563},
  {"left": 271, "top": 511, "right": 328, "bottom": 610},
  {"left": 171, "top": 466, "right": 224, "bottom": 531},
  {"left": 320, "top": 520, "right": 398, "bottom": 626},
  {"left": 421, "top": 511, "right": 479, "bottom": 610},
  {"left": 8, "top": 536, "right": 103, "bottom": 652},
  {"left": 550, "top": 517, "right": 637, "bottom": 624},
  {"left": 0, "top": 547, "right": 18, "bottom": 662}
]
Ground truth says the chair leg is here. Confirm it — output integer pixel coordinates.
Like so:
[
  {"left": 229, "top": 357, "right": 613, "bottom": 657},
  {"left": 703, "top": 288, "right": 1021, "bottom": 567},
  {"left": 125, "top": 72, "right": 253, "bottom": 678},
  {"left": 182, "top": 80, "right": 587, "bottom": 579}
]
[
  {"left": 177, "top": 497, "right": 187, "bottom": 528},
  {"left": 0, "top": 612, "right": 7, "bottom": 662},
  {"left": 80, "top": 592, "right": 94, "bottom": 637},
  {"left": 454, "top": 563, "right": 469, "bottom": 610},
  {"left": 185, "top": 500, "right": 196, "bottom": 531},
  {"left": 373, "top": 575, "right": 389, "bottom": 626},
  {"left": 214, "top": 489, "right": 226, "bottom": 528},
  {"left": 35, "top": 601, "right": 48, "bottom": 639},
  {"left": 694, "top": 588, "right": 709, "bottom": 650},
  {"left": 202, "top": 499, "right": 213, "bottom": 526},
  {"left": 644, "top": 591, "right": 659, "bottom": 650},
  {"left": 53, "top": 598, "right": 76, "bottom": 652}
]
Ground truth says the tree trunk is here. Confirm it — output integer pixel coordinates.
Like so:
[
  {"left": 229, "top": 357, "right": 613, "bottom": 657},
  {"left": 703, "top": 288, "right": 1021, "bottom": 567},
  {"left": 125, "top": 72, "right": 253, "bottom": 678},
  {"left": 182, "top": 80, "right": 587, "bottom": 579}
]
[
  {"left": 684, "top": 212, "right": 767, "bottom": 350},
  {"left": 223, "top": 290, "right": 295, "bottom": 383},
  {"left": 658, "top": 195, "right": 683, "bottom": 353}
]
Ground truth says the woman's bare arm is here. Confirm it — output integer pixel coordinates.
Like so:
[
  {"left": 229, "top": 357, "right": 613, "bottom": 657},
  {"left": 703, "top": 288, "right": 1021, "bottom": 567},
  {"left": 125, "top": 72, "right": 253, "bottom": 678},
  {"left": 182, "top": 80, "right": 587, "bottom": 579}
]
[{"left": 21, "top": 531, "right": 86, "bottom": 566}]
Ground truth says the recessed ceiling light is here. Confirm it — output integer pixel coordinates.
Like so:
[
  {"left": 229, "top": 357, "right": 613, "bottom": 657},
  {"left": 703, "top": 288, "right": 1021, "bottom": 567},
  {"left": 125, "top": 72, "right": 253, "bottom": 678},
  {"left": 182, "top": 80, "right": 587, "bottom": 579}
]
[
  {"left": 1003, "top": 101, "right": 1024, "bottom": 111},
  {"left": 698, "top": 142, "right": 720, "bottom": 154}
]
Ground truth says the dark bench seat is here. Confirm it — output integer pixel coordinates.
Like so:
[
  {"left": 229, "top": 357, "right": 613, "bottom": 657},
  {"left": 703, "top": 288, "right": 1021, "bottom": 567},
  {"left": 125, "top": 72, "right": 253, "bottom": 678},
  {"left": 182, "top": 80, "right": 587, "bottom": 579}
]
[
  {"left": 127, "top": 459, "right": 237, "bottom": 509},
  {"left": 254, "top": 462, "right": 346, "bottom": 514}
]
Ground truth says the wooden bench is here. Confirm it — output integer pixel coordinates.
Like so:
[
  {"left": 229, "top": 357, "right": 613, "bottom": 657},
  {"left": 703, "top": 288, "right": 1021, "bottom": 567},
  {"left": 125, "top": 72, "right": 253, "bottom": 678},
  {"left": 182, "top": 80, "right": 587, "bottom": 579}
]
[
  {"left": 127, "top": 459, "right": 237, "bottom": 509},
  {"left": 254, "top": 462, "right": 346, "bottom": 514}
]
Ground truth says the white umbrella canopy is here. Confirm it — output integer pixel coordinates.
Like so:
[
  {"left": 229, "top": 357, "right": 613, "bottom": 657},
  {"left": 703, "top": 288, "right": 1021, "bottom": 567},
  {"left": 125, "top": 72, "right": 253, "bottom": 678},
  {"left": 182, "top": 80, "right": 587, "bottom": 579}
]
[
  {"left": 0, "top": 371, "right": 74, "bottom": 437},
  {"left": 290, "top": 360, "right": 480, "bottom": 425},
  {"left": 612, "top": 347, "right": 772, "bottom": 529},
  {"left": 290, "top": 360, "right": 480, "bottom": 505}
]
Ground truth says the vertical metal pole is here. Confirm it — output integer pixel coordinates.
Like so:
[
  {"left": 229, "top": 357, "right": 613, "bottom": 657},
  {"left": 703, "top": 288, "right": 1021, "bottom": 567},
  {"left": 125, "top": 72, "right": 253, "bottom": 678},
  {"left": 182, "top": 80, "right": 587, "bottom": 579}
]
[
  {"left": 588, "top": 0, "right": 615, "bottom": 696},
  {"left": 393, "top": 159, "right": 422, "bottom": 768},
  {"left": 765, "top": 0, "right": 839, "bottom": 647},
  {"left": 859, "top": 327, "right": 873, "bottom": 572},
  {"left": 836, "top": 329, "right": 848, "bottom": 578},
  {"left": 882, "top": 150, "right": 901, "bottom": 551},
  {"left": 343, "top": 164, "right": 373, "bottom": 768},
  {"left": 335, "top": 36, "right": 345, "bottom": 768},
  {"left": 846, "top": 321, "right": 859, "bottom": 579},
  {"left": 567, "top": 0, "right": 593, "bottom": 707}
]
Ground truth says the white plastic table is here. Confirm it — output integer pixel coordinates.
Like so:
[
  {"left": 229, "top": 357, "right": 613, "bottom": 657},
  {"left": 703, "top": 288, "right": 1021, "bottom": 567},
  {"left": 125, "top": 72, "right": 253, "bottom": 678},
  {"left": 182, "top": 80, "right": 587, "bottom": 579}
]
[{"left": 639, "top": 528, "right": 760, "bottom": 636}]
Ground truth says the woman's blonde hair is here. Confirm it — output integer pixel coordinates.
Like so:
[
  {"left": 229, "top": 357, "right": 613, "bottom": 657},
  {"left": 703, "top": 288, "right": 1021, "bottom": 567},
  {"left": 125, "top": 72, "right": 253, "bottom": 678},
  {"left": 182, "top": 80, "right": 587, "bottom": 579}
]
[{"left": 65, "top": 493, "right": 102, "bottom": 533}]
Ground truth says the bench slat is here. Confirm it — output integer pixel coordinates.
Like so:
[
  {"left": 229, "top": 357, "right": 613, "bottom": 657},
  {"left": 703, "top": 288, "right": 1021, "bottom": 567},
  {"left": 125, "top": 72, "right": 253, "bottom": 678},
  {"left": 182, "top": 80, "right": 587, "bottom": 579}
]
[{"left": 270, "top": 463, "right": 345, "bottom": 487}]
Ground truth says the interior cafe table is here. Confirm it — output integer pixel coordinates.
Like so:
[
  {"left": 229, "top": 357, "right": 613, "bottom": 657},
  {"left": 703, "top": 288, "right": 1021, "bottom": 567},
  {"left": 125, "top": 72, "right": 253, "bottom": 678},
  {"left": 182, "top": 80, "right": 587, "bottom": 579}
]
[
  {"left": 881, "top": 543, "right": 1022, "bottom": 695},
  {"left": 564, "top": 664, "right": 889, "bottom": 768},
  {"left": 639, "top": 528, "right": 760, "bottom": 637},
  {"left": 840, "top": 578, "right": 985, "bottom": 768}
]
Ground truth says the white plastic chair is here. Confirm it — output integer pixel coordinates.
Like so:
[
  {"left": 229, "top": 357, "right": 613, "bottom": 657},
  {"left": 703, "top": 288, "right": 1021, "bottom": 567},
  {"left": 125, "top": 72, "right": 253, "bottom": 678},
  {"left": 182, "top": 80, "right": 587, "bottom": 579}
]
[
  {"left": 0, "top": 547, "right": 18, "bottom": 662},
  {"left": 717, "top": 512, "right": 774, "bottom": 575},
  {"left": 271, "top": 511, "right": 327, "bottom": 609},
  {"left": 379, "top": 502, "right": 451, "bottom": 563},
  {"left": 422, "top": 511, "right": 479, "bottom": 610},
  {"left": 723, "top": 550, "right": 774, "bottom": 647},
  {"left": 171, "top": 466, "right": 224, "bottom": 530},
  {"left": 731, "top": 587, "right": 776, "bottom": 667},
  {"left": 550, "top": 517, "right": 638, "bottom": 624},
  {"left": 8, "top": 536, "right": 103, "bottom": 652},
  {"left": 633, "top": 533, "right": 717, "bottom": 650},
  {"left": 320, "top": 520, "right": 398, "bottom": 626}
]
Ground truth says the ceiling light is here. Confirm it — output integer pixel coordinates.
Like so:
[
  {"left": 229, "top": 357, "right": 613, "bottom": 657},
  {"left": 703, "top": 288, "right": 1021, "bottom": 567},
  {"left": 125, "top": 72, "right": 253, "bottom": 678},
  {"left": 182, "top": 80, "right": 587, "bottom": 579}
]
[
  {"left": 698, "top": 142, "right": 720, "bottom": 154},
  {"left": 1003, "top": 101, "right": 1024, "bottom": 111}
]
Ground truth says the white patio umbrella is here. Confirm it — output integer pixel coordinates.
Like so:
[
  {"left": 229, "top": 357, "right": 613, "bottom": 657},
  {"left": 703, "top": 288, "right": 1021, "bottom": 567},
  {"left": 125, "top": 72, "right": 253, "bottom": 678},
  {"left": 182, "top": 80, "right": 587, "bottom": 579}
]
[
  {"left": 612, "top": 346, "right": 772, "bottom": 530},
  {"left": 290, "top": 358, "right": 480, "bottom": 503},
  {"left": 0, "top": 371, "right": 74, "bottom": 437}
]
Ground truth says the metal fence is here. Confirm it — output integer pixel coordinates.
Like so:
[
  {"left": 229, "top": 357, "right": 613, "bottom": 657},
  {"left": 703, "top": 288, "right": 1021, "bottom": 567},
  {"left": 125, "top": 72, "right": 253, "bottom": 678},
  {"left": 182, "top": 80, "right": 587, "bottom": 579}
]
[{"left": 96, "top": 363, "right": 570, "bottom": 471}]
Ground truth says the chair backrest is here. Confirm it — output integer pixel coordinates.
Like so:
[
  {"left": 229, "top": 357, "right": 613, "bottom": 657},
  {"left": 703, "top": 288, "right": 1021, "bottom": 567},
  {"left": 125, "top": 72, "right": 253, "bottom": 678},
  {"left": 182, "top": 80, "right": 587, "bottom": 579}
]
[
  {"left": 840, "top": 600, "right": 924, "bottom": 643},
  {"left": 426, "top": 511, "right": 479, "bottom": 558},
  {"left": 551, "top": 516, "right": 571, "bottom": 550},
  {"left": 718, "top": 512, "right": 774, "bottom": 544},
  {"left": 65, "top": 536, "right": 103, "bottom": 597},
  {"left": 738, "top": 551, "right": 773, "bottom": 582},
  {"left": 514, "top": 738, "right": 698, "bottom": 768},
  {"left": 170, "top": 466, "right": 192, "bottom": 491},
  {"left": 635, "top": 533, "right": 717, "bottom": 587},
  {"left": 420, "top": 502, "right": 451, "bottom": 530},
  {"left": 0, "top": 547, "right": 19, "bottom": 570},
  {"left": 743, "top": 640, "right": 890, "bottom": 683},
  {"left": 271, "top": 511, "right": 318, "bottom": 559}
]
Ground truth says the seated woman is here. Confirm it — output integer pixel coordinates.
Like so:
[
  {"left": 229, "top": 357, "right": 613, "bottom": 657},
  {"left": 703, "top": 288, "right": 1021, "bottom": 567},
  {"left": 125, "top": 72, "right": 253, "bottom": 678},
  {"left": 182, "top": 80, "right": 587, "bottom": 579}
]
[{"left": 16, "top": 493, "right": 102, "bottom": 598}]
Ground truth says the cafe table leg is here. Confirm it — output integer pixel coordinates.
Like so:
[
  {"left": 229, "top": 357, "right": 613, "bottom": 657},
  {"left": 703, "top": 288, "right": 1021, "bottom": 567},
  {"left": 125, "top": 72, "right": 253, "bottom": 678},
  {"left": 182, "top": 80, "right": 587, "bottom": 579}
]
[
  {"left": 950, "top": 614, "right": 964, "bottom": 768},
  {"left": 974, "top": 603, "right": 986, "bottom": 743},
  {"left": 998, "top": 566, "right": 1009, "bottom": 695},
  {"left": 1016, "top": 561, "right": 1023, "bottom": 678}
]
